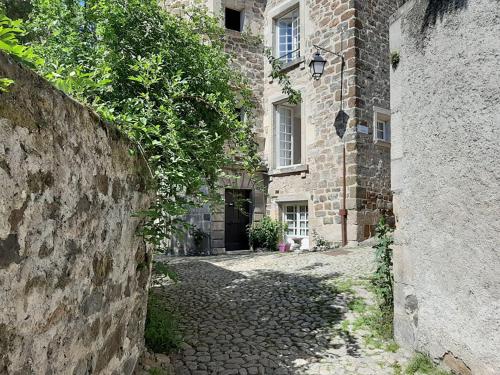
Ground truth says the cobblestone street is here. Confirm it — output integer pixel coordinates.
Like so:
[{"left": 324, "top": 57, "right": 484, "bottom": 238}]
[{"left": 150, "top": 247, "right": 412, "bottom": 374}]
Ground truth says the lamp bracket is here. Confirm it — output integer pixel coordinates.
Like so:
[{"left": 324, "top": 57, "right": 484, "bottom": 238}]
[{"left": 312, "top": 44, "right": 344, "bottom": 61}]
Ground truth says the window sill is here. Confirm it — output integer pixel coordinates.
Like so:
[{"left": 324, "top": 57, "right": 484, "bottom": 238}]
[
  {"left": 225, "top": 29, "right": 243, "bottom": 37},
  {"left": 269, "top": 57, "right": 305, "bottom": 83},
  {"left": 280, "top": 56, "right": 306, "bottom": 73},
  {"left": 279, "top": 56, "right": 305, "bottom": 73},
  {"left": 269, "top": 164, "right": 308, "bottom": 176},
  {"left": 374, "top": 139, "right": 391, "bottom": 148}
]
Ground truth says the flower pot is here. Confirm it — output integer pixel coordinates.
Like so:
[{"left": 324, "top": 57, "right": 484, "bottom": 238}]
[{"left": 278, "top": 243, "right": 287, "bottom": 253}]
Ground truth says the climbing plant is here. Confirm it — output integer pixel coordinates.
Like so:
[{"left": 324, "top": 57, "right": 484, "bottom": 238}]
[
  {"left": 263, "top": 48, "right": 302, "bottom": 105},
  {"left": 372, "top": 216, "right": 395, "bottom": 313},
  {"left": 240, "top": 31, "right": 301, "bottom": 105},
  {"left": 26, "top": 0, "right": 262, "bottom": 249}
]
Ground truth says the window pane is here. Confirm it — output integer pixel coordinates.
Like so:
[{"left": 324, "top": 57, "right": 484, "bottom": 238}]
[
  {"left": 277, "top": 8, "right": 300, "bottom": 62},
  {"left": 283, "top": 204, "right": 308, "bottom": 237},
  {"left": 277, "top": 106, "right": 293, "bottom": 166}
]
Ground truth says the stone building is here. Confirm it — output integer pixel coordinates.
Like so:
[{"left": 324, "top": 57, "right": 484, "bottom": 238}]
[
  {"left": 166, "top": 0, "right": 399, "bottom": 254},
  {"left": 390, "top": 0, "right": 500, "bottom": 374}
]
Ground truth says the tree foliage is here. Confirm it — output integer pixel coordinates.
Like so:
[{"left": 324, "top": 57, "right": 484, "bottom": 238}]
[
  {"left": 0, "top": 0, "right": 32, "bottom": 21},
  {"left": 26, "top": 0, "right": 262, "bottom": 249},
  {"left": 0, "top": 12, "right": 41, "bottom": 91}
]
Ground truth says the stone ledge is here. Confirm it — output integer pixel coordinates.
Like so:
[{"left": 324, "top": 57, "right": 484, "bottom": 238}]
[
  {"left": 374, "top": 139, "right": 391, "bottom": 148},
  {"left": 279, "top": 56, "right": 305, "bottom": 73},
  {"left": 269, "top": 164, "right": 308, "bottom": 176}
]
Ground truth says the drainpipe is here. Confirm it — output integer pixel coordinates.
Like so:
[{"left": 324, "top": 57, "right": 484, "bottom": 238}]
[
  {"left": 340, "top": 57, "right": 347, "bottom": 247},
  {"left": 341, "top": 143, "right": 347, "bottom": 246}
]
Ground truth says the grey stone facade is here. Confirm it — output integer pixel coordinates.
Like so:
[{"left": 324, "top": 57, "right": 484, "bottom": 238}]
[
  {"left": 390, "top": 1, "right": 500, "bottom": 374},
  {"left": 0, "top": 52, "right": 152, "bottom": 374},
  {"left": 167, "top": 0, "right": 397, "bottom": 253}
]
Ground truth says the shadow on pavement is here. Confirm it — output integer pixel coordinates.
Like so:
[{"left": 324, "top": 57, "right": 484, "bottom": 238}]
[{"left": 153, "top": 259, "right": 360, "bottom": 374}]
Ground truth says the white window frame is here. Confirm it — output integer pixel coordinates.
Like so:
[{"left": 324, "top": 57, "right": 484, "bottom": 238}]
[
  {"left": 373, "top": 107, "right": 391, "bottom": 144},
  {"left": 283, "top": 203, "right": 309, "bottom": 238},
  {"left": 275, "top": 7, "right": 300, "bottom": 62},
  {"left": 275, "top": 104, "right": 297, "bottom": 168}
]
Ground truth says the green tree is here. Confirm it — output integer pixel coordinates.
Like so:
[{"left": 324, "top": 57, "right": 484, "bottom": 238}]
[
  {"left": 26, "top": 0, "right": 262, "bottom": 249},
  {"left": 0, "top": 0, "right": 32, "bottom": 21},
  {"left": 0, "top": 12, "right": 41, "bottom": 91}
]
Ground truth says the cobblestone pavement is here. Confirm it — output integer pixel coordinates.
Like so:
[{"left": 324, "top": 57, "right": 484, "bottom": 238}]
[{"left": 151, "top": 247, "right": 412, "bottom": 374}]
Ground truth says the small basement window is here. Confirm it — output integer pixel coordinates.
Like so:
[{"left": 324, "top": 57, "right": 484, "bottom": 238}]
[{"left": 225, "top": 8, "right": 243, "bottom": 31}]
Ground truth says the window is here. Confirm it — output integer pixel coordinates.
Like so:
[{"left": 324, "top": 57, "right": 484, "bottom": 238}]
[
  {"left": 376, "top": 120, "right": 390, "bottom": 142},
  {"left": 275, "top": 103, "right": 301, "bottom": 167},
  {"left": 373, "top": 109, "right": 391, "bottom": 143},
  {"left": 284, "top": 204, "right": 308, "bottom": 237},
  {"left": 275, "top": 8, "right": 300, "bottom": 62},
  {"left": 225, "top": 8, "right": 243, "bottom": 31}
]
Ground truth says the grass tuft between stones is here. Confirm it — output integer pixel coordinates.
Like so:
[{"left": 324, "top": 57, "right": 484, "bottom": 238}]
[
  {"left": 144, "top": 291, "right": 182, "bottom": 353},
  {"left": 148, "top": 368, "right": 170, "bottom": 375},
  {"left": 331, "top": 277, "right": 399, "bottom": 353},
  {"left": 392, "top": 353, "right": 452, "bottom": 375}
]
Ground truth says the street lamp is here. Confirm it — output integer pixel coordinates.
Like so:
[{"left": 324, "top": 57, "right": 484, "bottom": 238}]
[
  {"left": 309, "top": 45, "right": 348, "bottom": 247},
  {"left": 309, "top": 51, "right": 327, "bottom": 80}
]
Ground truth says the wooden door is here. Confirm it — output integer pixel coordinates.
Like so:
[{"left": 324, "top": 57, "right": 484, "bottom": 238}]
[{"left": 225, "top": 189, "right": 251, "bottom": 251}]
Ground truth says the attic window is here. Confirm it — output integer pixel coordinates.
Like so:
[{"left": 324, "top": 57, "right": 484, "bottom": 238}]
[{"left": 225, "top": 8, "right": 242, "bottom": 31}]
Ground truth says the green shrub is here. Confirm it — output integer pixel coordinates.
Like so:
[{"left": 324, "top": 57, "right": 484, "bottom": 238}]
[
  {"left": 311, "top": 230, "right": 333, "bottom": 251},
  {"left": 187, "top": 226, "right": 208, "bottom": 256},
  {"left": 247, "top": 216, "right": 287, "bottom": 251},
  {"left": 390, "top": 50, "right": 400, "bottom": 69},
  {"left": 152, "top": 261, "right": 178, "bottom": 282},
  {"left": 144, "top": 292, "right": 182, "bottom": 353}
]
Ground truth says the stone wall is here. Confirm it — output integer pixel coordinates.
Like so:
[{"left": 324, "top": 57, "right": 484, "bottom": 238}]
[
  {"left": 390, "top": 1, "right": 500, "bottom": 374},
  {"left": 0, "top": 53, "right": 152, "bottom": 374}
]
